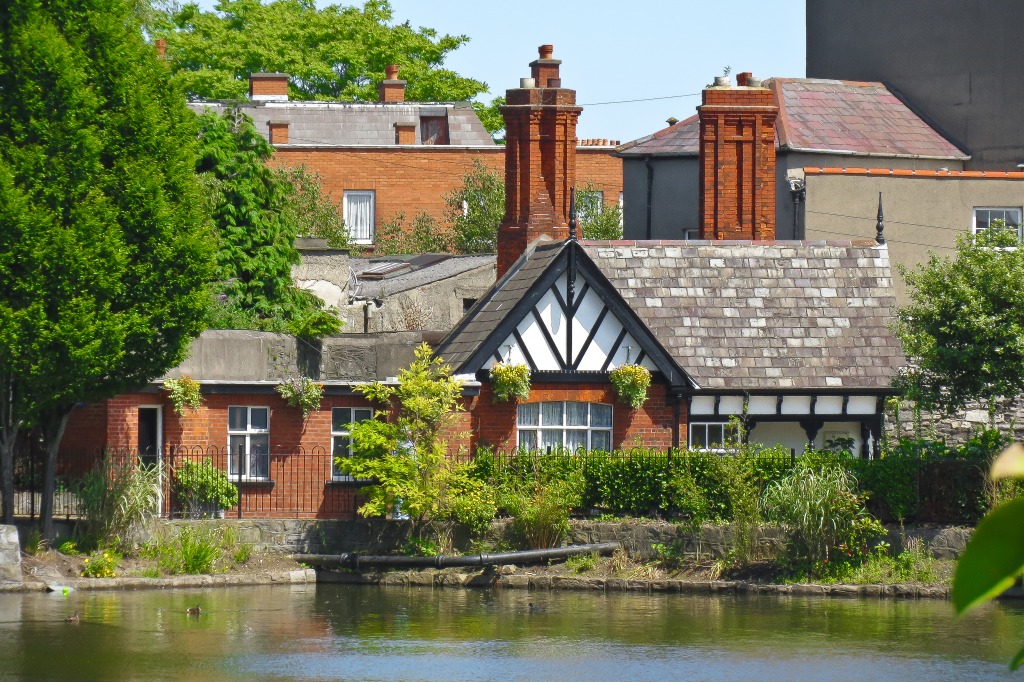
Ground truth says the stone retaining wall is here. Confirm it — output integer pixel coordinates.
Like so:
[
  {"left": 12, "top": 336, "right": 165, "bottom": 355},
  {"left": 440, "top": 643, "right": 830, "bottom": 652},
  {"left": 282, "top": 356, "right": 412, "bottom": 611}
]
[{"left": 152, "top": 519, "right": 972, "bottom": 561}]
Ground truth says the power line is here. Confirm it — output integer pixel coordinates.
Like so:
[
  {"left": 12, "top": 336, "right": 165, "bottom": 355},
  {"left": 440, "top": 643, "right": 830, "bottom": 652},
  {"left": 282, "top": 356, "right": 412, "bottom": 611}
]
[
  {"left": 806, "top": 209, "right": 969, "bottom": 234},
  {"left": 579, "top": 92, "right": 702, "bottom": 107},
  {"left": 808, "top": 226, "right": 956, "bottom": 251}
]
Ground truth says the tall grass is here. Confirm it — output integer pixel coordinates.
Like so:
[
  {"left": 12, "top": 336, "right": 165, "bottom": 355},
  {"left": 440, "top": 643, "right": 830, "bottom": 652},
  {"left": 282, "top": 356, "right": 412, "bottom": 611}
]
[{"left": 76, "top": 455, "right": 160, "bottom": 551}]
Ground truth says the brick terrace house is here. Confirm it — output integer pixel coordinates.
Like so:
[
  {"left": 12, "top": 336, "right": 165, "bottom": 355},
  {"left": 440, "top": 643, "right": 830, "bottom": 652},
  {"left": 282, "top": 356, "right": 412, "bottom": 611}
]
[
  {"left": 192, "top": 50, "right": 623, "bottom": 248},
  {"left": 58, "top": 51, "right": 904, "bottom": 520},
  {"left": 617, "top": 74, "right": 1024, "bottom": 304}
]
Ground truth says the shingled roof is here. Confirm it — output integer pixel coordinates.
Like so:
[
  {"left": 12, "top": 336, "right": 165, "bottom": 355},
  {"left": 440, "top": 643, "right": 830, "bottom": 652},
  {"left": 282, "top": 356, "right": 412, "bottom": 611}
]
[
  {"left": 438, "top": 240, "right": 904, "bottom": 391},
  {"left": 616, "top": 77, "right": 967, "bottom": 160},
  {"left": 190, "top": 101, "right": 495, "bottom": 148}
]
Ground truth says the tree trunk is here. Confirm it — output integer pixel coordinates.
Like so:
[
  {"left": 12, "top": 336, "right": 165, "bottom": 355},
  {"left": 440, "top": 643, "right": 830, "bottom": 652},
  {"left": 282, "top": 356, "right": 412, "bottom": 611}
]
[
  {"left": 38, "top": 407, "right": 71, "bottom": 542},
  {"left": 0, "top": 374, "right": 22, "bottom": 525}
]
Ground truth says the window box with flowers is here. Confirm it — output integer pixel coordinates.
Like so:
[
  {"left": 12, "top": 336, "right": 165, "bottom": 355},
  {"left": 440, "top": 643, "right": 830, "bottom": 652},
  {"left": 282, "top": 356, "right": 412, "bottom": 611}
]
[
  {"left": 489, "top": 362, "right": 531, "bottom": 403},
  {"left": 608, "top": 364, "right": 651, "bottom": 409}
]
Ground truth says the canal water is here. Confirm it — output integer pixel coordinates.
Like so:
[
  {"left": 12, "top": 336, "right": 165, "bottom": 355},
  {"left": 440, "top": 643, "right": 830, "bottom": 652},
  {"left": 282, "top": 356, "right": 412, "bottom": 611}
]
[{"left": 1, "top": 584, "right": 1022, "bottom": 681}]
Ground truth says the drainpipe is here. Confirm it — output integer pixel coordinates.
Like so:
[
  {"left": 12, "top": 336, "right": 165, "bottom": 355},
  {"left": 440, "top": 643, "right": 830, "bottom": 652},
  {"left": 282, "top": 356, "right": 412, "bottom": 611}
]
[
  {"left": 789, "top": 177, "right": 806, "bottom": 239},
  {"left": 645, "top": 155, "right": 654, "bottom": 239}
]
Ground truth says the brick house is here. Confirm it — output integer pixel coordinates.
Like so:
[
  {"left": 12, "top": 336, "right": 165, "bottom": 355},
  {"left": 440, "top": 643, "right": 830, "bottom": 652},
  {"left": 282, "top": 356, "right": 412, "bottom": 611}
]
[
  {"left": 193, "top": 55, "right": 623, "bottom": 248},
  {"left": 57, "top": 50, "right": 904, "bottom": 519}
]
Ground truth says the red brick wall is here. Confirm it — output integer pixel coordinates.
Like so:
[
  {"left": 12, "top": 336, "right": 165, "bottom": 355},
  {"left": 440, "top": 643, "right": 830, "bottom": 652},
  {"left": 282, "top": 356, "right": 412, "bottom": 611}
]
[
  {"left": 467, "top": 381, "right": 684, "bottom": 452},
  {"left": 698, "top": 86, "right": 778, "bottom": 240},
  {"left": 270, "top": 147, "right": 621, "bottom": 247}
]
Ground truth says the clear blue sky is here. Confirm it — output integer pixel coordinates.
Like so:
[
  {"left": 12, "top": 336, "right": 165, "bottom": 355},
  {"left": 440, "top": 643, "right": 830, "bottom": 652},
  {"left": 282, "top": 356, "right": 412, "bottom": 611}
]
[{"left": 194, "top": 0, "right": 807, "bottom": 143}]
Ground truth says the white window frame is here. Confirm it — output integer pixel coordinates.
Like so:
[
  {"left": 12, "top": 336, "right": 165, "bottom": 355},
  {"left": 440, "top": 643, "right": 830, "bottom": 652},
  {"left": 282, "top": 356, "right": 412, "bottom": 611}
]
[
  {"left": 516, "top": 401, "right": 613, "bottom": 452},
  {"left": 688, "top": 421, "right": 741, "bottom": 453},
  {"left": 343, "top": 190, "right": 376, "bottom": 244},
  {"left": 682, "top": 227, "right": 700, "bottom": 241},
  {"left": 972, "top": 207, "right": 1022, "bottom": 238},
  {"left": 331, "top": 407, "right": 374, "bottom": 481},
  {"left": 228, "top": 406, "right": 270, "bottom": 481}
]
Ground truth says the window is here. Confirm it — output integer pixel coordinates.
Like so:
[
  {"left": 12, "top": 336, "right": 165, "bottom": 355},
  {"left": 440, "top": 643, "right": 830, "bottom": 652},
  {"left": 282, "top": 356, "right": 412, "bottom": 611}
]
[
  {"left": 688, "top": 422, "right": 741, "bottom": 452},
  {"left": 973, "top": 207, "right": 1022, "bottom": 238},
  {"left": 228, "top": 406, "right": 270, "bottom": 480},
  {"left": 344, "top": 190, "right": 375, "bottom": 244},
  {"left": 420, "top": 116, "right": 450, "bottom": 145},
  {"left": 517, "top": 402, "right": 613, "bottom": 452},
  {"left": 331, "top": 407, "right": 374, "bottom": 481},
  {"left": 682, "top": 227, "right": 700, "bottom": 240}
]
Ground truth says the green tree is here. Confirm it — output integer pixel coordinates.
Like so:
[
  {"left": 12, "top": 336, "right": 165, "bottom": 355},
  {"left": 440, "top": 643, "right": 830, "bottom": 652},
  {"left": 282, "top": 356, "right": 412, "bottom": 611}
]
[
  {"left": 0, "top": 0, "right": 215, "bottom": 535},
  {"left": 894, "top": 228, "right": 1024, "bottom": 414},
  {"left": 341, "top": 343, "right": 495, "bottom": 548},
  {"left": 279, "top": 166, "right": 350, "bottom": 249},
  {"left": 576, "top": 184, "right": 623, "bottom": 240},
  {"left": 444, "top": 159, "right": 505, "bottom": 254},
  {"left": 155, "top": 1, "right": 488, "bottom": 103},
  {"left": 196, "top": 108, "right": 340, "bottom": 338},
  {"left": 372, "top": 211, "right": 451, "bottom": 256}
]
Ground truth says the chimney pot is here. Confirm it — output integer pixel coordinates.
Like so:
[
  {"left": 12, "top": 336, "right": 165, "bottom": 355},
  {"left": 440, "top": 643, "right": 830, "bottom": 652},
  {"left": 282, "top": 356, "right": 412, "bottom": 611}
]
[
  {"left": 539, "top": 44, "right": 554, "bottom": 60},
  {"left": 666, "top": 117, "right": 679, "bottom": 126},
  {"left": 520, "top": 77, "right": 536, "bottom": 88},
  {"left": 155, "top": 39, "right": 166, "bottom": 58},
  {"left": 747, "top": 76, "right": 762, "bottom": 88},
  {"left": 736, "top": 71, "right": 752, "bottom": 86},
  {"left": 547, "top": 78, "right": 561, "bottom": 88},
  {"left": 385, "top": 64, "right": 400, "bottom": 80},
  {"left": 712, "top": 75, "right": 730, "bottom": 87}
]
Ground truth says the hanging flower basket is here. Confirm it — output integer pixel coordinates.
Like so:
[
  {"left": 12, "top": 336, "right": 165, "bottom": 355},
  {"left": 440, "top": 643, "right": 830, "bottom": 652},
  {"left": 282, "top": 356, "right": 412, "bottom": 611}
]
[
  {"left": 490, "top": 362, "right": 531, "bottom": 403},
  {"left": 609, "top": 364, "right": 651, "bottom": 409},
  {"left": 162, "top": 376, "right": 203, "bottom": 417},
  {"left": 277, "top": 376, "right": 325, "bottom": 420}
]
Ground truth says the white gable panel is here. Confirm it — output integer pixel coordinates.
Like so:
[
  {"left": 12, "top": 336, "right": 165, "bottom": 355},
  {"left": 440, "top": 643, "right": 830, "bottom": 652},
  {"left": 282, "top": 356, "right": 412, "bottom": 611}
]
[
  {"left": 483, "top": 333, "right": 528, "bottom": 369},
  {"left": 608, "top": 335, "right": 656, "bottom": 370},
  {"left": 516, "top": 315, "right": 559, "bottom": 369},
  {"left": 535, "top": 288, "right": 567, "bottom": 362},
  {"left": 570, "top": 287, "right": 605, "bottom": 361},
  {"left": 577, "top": 315, "right": 622, "bottom": 370}
]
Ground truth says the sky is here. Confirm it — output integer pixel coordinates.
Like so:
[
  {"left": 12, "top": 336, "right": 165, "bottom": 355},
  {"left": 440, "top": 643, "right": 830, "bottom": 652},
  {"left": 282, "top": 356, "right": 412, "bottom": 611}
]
[{"left": 193, "top": 0, "right": 807, "bottom": 143}]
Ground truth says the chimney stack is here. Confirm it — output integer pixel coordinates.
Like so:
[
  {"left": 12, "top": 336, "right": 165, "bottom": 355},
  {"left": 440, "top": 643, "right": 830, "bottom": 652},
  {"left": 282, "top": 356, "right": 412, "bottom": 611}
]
[
  {"left": 378, "top": 65, "right": 407, "bottom": 103},
  {"left": 249, "top": 73, "right": 290, "bottom": 102},
  {"left": 496, "top": 45, "right": 582, "bottom": 277},
  {"left": 698, "top": 72, "right": 778, "bottom": 240}
]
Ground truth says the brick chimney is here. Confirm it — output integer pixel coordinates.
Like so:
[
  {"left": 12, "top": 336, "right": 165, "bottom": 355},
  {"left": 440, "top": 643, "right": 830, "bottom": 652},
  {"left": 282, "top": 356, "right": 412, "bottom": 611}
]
[
  {"left": 378, "top": 64, "right": 406, "bottom": 103},
  {"left": 496, "top": 45, "right": 582, "bottom": 277},
  {"left": 698, "top": 73, "right": 778, "bottom": 240},
  {"left": 250, "top": 73, "right": 289, "bottom": 102}
]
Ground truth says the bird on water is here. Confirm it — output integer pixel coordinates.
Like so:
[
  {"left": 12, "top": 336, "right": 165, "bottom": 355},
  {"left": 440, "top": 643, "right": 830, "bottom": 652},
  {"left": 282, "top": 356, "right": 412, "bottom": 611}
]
[
  {"left": 64, "top": 611, "right": 80, "bottom": 624},
  {"left": 186, "top": 605, "right": 202, "bottom": 616}
]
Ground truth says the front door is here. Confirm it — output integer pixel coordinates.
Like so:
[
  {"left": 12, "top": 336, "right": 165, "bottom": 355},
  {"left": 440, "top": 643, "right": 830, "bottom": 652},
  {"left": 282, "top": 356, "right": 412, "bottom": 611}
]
[{"left": 138, "top": 407, "right": 162, "bottom": 468}]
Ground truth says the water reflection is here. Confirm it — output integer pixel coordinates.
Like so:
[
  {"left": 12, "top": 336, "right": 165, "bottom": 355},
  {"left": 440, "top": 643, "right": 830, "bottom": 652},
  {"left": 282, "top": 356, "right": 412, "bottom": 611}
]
[{"left": 0, "top": 585, "right": 1020, "bottom": 681}]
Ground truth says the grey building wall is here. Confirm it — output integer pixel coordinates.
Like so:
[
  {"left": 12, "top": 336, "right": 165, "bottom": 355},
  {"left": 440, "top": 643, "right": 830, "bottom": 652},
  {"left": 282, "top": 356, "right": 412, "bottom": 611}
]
[
  {"left": 802, "top": 173, "right": 1024, "bottom": 303},
  {"left": 807, "top": 0, "right": 1024, "bottom": 169},
  {"left": 622, "top": 156, "right": 699, "bottom": 240},
  {"left": 622, "top": 151, "right": 957, "bottom": 242}
]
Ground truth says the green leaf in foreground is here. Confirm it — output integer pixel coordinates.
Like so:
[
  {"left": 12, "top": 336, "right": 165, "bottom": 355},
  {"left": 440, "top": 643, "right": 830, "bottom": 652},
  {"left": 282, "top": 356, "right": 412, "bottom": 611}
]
[{"left": 952, "top": 496, "right": 1024, "bottom": 614}]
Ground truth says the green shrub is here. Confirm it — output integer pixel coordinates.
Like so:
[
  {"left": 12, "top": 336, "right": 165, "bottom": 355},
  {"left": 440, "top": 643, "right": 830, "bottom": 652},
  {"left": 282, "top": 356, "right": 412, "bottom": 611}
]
[
  {"left": 499, "top": 471, "right": 583, "bottom": 549},
  {"left": 174, "top": 459, "right": 239, "bottom": 517},
  {"left": 58, "top": 539, "right": 80, "bottom": 556},
  {"left": 761, "top": 460, "right": 885, "bottom": 577},
  {"left": 177, "top": 525, "right": 221, "bottom": 574},
  {"left": 81, "top": 550, "right": 121, "bottom": 578}
]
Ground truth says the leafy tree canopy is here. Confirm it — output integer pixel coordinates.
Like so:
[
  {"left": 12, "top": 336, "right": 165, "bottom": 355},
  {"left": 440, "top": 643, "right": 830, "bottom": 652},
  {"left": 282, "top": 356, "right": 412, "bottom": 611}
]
[
  {"left": 894, "top": 226, "right": 1024, "bottom": 414},
  {"left": 196, "top": 108, "right": 341, "bottom": 338},
  {"left": 153, "top": 0, "right": 488, "bottom": 103},
  {"left": 0, "top": 0, "right": 215, "bottom": 530}
]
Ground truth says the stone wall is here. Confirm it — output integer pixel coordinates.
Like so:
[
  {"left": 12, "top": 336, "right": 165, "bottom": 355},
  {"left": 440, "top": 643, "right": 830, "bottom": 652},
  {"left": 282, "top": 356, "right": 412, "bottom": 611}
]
[
  {"left": 151, "top": 518, "right": 972, "bottom": 561},
  {"left": 888, "top": 398, "right": 1024, "bottom": 445},
  {"left": 0, "top": 525, "right": 21, "bottom": 585}
]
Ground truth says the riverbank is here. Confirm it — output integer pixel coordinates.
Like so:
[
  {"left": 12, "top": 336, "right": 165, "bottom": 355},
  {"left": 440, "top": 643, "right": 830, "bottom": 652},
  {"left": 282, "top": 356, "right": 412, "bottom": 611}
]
[{"left": 4, "top": 548, "right": 955, "bottom": 600}]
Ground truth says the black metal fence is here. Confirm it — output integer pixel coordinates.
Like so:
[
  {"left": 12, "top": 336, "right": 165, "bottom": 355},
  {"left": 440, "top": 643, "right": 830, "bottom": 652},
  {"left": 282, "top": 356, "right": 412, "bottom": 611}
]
[{"left": 10, "top": 445, "right": 365, "bottom": 521}]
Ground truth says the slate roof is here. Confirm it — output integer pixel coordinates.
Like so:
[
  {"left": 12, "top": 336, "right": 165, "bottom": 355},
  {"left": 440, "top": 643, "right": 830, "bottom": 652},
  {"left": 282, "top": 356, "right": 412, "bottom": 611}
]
[
  {"left": 189, "top": 101, "right": 495, "bottom": 147},
  {"left": 616, "top": 78, "right": 967, "bottom": 160},
  {"left": 350, "top": 254, "right": 495, "bottom": 299},
  {"left": 438, "top": 240, "right": 905, "bottom": 391}
]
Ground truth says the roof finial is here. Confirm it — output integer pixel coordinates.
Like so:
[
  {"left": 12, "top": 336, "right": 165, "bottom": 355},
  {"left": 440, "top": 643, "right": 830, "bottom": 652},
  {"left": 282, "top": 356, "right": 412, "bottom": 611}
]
[
  {"left": 875, "top": 192, "right": 886, "bottom": 245},
  {"left": 568, "top": 187, "right": 578, "bottom": 241}
]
